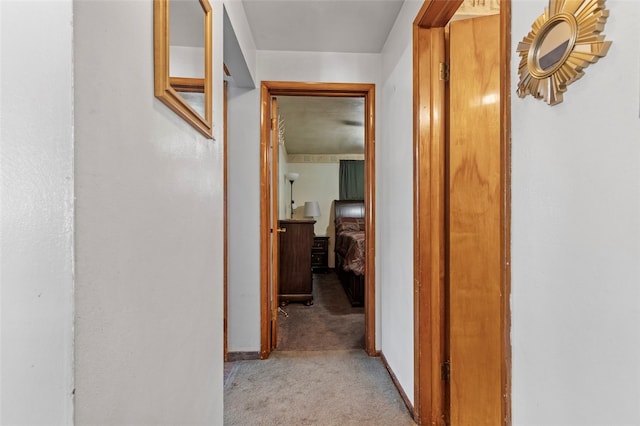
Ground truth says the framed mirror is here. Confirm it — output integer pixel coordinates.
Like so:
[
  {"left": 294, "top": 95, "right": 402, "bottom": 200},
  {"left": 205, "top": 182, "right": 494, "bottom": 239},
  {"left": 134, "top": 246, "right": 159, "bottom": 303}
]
[
  {"left": 154, "top": 0, "right": 213, "bottom": 138},
  {"left": 516, "top": 0, "right": 612, "bottom": 106}
]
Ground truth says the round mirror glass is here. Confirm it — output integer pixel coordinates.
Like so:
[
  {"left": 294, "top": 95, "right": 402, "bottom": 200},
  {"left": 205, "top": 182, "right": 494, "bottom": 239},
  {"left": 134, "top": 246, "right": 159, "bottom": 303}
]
[{"left": 536, "top": 20, "right": 573, "bottom": 71}]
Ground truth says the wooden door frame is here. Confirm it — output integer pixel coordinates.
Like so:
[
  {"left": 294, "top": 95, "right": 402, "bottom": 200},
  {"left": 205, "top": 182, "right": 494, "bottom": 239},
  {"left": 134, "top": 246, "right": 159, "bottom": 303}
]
[
  {"left": 223, "top": 80, "right": 228, "bottom": 361},
  {"left": 412, "top": 1, "right": 512, "bottom": 424},
  {"left": 260, "top": 81, "right": 377, "bottom": 358}
]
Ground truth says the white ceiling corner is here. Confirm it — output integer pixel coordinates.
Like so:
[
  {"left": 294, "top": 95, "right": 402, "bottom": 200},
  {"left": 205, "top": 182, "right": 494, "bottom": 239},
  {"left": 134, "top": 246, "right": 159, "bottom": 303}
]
[{"left": 241, "top": 0, "right": 405, "bottom": 54}]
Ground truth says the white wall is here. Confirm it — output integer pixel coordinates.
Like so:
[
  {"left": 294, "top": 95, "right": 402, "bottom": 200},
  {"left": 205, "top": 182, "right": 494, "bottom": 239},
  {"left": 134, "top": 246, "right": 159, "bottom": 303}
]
[
  {"left": 227, "top": 84, "right": 262, "bottom": 352},
  {"left": 227, "top": 50, "right": 381, "bottom": 352},
  {"left": 223, "top": 0, "right": 257, "bottom": 87},
  {"left": 286, "top": 162, "right": 340, "bottom": 267},
  {"left": 0, "top": 1, "right": 75, "bottom": 423},
  {"left": 511, "top": 1, "right": 640, "bottom": 425},
  {"left": 378, "top": 0, "right": 424, "bottom": 407},
  {"left": 73, "top": 1, "right": 224, "bottom": 423}
]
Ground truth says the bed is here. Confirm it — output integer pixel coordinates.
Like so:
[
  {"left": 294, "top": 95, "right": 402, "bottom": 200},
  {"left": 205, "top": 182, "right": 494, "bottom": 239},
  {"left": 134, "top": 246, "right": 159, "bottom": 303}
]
[{"left": 334, "top": 200, "right": 365, "bottom": 307}]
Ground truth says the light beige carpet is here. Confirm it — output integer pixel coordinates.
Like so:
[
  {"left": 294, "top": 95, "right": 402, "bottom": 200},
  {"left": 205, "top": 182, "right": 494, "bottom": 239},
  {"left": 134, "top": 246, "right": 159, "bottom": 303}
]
[
  {"left": 224, "top": 272, "right": 414, "bottom": 425},
  {"left": 224, "top": 350, "right": 415, "bottom": 425}
]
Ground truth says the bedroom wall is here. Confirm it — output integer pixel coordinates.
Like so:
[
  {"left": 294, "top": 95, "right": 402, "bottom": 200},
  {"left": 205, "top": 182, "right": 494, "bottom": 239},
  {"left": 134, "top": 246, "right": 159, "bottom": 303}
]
[
  {"left": 0, "top": 1, "right": 75, "bottom": 423},
  {"left": 511, "top": 1, "right": 640, "bottom": 424},
  {"left": 279, "top": 144, "right": 289, "bottom": 220},
  {"left": 73, "top": 0, "right": 224, "bottom": 423},
  {"left": 286, "top": 161, "right": 340, "bottom": 268},
  {"left": 227, "top": 50, "right": 381, "bottom": 352}
]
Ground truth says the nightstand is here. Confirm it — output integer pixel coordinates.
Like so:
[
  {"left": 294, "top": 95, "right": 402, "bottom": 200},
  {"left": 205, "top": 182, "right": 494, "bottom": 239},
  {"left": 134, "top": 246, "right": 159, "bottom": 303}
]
[{"left": 311, "top": 236, "right": 329, "bottom": 273}]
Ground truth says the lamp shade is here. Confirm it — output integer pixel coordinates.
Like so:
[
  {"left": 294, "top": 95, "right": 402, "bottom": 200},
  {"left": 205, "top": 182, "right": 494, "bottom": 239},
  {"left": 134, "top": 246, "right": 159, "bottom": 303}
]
[
  {"left": 286, "top": 172, "right": 299, "bottom": 182},
  {"left": 303, "top": 201, "right": 321, "bottom": 218}
]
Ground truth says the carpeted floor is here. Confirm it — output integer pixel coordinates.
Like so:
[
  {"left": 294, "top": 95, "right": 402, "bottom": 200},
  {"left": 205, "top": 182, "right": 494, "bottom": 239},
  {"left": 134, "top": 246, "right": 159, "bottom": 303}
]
[
  {"left": 224, "top": 272, "right": 415, "bottom": 425},
  {"left": 224, "top": 350, "right": 415, "bottom": 425},
  {"left": 276, "top": 271, "right": 364, "bottom": 351}
]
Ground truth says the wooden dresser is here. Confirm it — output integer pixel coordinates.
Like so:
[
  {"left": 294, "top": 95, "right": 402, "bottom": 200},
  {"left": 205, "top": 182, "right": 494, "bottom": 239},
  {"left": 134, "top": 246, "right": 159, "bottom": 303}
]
[{"left": 278, "top": 219, "right": 315, "bottom": 305}]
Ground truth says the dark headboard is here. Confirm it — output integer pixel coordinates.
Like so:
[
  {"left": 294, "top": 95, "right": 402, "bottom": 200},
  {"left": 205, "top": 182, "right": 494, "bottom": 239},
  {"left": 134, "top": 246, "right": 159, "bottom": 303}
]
[{"left": 334, "top": 200, "right": 365, "bottom": 220}]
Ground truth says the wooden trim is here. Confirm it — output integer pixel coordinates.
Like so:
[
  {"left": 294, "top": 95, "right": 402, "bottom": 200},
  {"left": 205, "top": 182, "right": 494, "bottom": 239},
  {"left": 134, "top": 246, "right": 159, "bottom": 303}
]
[
  {"left": 260, "top": 81, "right": 377, "bottom": 358},
  {"left": 363, "top": 84, "right": 376, "bottom": 357},
  {"left": 260, "top": 81, "right": 376, "bottom": 97},
  {"left": 203, "top": 0, "right": 212, "bottom": 126},
  {"left": 269, "top": 96, "right": 280, "bottom": 351},
  {"left": 169, "top": 77, "right": 205, "bottom": 93},
  {"left": 223, "top": 80, "right": 228, "bottom": 362},
  {"left": 413, "top": 1, "right": 511, "bottom": 425},
  {"left": 259, "top": 83, "right": 271, "bottom": 359},
  {"left": 380, "top": 352, "right": 416, "bottom": 421},
  {"left": 500, "top": 2, "right": 513, "bottom": 424},
  {"left": 413, "top": 24, "right": 448, "bottom": 426},
  {"left": 414, "top": 0, "right": 463, "bottom": 28}
]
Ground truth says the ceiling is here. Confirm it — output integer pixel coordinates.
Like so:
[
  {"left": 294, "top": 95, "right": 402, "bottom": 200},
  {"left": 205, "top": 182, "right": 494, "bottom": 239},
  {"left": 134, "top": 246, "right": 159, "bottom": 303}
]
[
  {"left": 277, "top": 96, "right": 364, "bottom": 155},
  {"left": 241, "top": 0, "right": 405, "bottom": 54},
  {"left": 241, "top": 1, "right": 403, "bottom": 155}
]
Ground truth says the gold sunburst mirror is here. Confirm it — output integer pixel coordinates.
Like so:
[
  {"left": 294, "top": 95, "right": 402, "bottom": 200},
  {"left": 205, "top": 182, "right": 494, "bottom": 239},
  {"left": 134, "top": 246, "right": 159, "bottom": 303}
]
[{"left": 517, "top": 0, "right": 612, "bottom": 106}]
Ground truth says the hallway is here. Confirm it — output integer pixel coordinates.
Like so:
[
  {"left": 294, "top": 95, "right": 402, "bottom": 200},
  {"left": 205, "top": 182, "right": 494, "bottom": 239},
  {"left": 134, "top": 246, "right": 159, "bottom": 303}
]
[
  {"left": 6, "top": 1, "right": 640, "bottom": 424},
  {"left": 223, "top": 273, "right": 414, "bottom": 425},
  {"left": 224, "top": 350, "right": 414, "bottom": 425}
]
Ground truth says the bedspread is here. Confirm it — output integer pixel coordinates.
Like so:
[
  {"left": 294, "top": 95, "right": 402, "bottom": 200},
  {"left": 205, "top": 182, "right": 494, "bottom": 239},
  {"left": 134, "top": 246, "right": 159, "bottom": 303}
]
[{"left": 335, "top": 230, "right": 365, "bottom": 276}]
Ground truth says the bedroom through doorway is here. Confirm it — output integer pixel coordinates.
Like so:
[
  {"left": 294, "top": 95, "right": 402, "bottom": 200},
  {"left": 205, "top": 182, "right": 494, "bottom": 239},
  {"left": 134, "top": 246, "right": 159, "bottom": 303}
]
[
  {"left": 274, "top": 95, "right": 367, "bottom": 352},
  {"left": 259, "top": 81, "right": 376, "bottom": 359}
]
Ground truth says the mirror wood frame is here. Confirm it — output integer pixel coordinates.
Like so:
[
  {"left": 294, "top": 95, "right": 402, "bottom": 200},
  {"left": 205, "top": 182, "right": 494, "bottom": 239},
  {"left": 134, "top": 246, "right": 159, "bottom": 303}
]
[{"left": 154, "top": 0, "right": 213, "bottom": 138}]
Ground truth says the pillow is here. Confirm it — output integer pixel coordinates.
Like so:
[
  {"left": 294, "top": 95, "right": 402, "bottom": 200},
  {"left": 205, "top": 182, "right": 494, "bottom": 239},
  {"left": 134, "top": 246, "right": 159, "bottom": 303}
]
[
  {"left": 335, "top": 217, "right": 360, "bottom": 234},
  {"left": 357, "top": 218, "right": 366, "bottom": 231}
]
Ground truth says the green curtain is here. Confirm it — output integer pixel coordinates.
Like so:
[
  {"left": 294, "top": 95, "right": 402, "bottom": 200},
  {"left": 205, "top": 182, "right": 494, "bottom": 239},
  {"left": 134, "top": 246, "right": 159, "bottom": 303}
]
[{"left": 339, "top": 160, "right": 364, "bottom": 200}]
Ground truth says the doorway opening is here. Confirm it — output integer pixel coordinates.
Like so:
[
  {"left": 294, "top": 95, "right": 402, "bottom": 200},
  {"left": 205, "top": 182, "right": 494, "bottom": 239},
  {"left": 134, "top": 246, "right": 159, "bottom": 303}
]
[
  {"left": 274, "top": 95, "right": 366, "bottom": 352},
  {"left": 413, "top": 1, "right": 511, "bottom": 424},
  {"left": 260, "top": 81, "right": 376, "bottom": 359}
]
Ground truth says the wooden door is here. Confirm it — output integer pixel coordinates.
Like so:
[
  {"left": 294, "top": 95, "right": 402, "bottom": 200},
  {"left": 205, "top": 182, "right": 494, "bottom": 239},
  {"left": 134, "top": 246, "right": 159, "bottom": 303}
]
[
  {"left": 269, "top": 96, "right": 280, "bottom": 351},
  {"left": 448, "top": 13, "right": 503, "bottom": 425}
]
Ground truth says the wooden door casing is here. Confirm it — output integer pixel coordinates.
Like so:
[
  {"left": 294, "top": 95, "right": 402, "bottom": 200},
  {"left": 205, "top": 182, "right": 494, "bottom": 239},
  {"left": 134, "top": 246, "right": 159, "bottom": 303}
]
[
  {"left": 413, "top": 1, "right": 511, "bottom": 424},
  {"left": 259, "top": 82, "right": 377, "bottom": 358},
  {"left": 413, "top": 24, "right": 449, "bottom": 426},
  {"left": 269, "top": 96, "right": 280, "bottom": 351}
]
